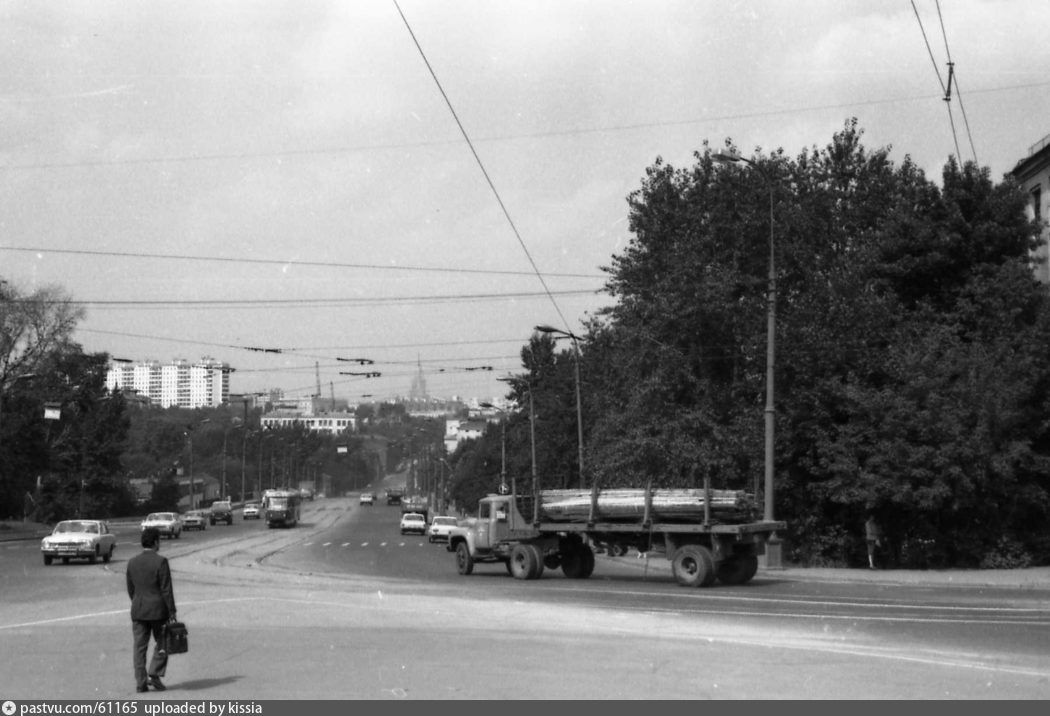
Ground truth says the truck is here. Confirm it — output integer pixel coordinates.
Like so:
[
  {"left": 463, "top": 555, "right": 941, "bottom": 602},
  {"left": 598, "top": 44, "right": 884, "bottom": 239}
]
[
  {"left": 385, "top": 488, "right": 404, "bottom": 505},
  {"left": 446, "top": 483, "right": 785, "bottom": 588},
  {"left": 261, "top": 489, "right": 301, "bottom": 528},
  {"left": 400, "top": 495, "right": 429, "bottom": 522}
]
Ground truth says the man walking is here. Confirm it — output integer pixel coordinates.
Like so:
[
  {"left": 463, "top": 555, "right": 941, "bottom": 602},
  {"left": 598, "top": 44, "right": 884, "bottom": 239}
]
[{"left": 126, "top": 527, "right": 176, "bottom": 693}]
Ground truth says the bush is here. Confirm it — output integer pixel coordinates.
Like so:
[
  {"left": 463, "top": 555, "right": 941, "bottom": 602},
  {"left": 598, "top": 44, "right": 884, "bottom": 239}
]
[{"left": 978, "top": 536, "right": 1033, "bottom": 570}]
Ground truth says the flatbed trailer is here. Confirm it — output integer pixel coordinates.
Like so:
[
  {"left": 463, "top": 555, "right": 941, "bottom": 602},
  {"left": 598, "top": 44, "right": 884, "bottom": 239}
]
[{"left": 448, "top": 484, "right": 785, "bottom": 587}]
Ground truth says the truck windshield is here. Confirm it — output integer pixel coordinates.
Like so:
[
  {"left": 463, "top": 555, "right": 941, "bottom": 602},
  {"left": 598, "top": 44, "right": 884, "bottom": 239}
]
[{"left": 269, "top": 498, "right": 289, "bottom": 508}]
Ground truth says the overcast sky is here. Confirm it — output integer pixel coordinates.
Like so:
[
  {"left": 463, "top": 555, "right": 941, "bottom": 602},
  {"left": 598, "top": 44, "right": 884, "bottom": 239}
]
[{"left": 3, "top": 0, "right": 1049, "bottom": 405}]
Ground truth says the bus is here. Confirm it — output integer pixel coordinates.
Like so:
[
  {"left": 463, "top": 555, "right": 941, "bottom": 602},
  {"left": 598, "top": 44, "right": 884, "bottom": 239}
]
[{"left": 262, "top": 489, "right": 302, "bottom": 528}]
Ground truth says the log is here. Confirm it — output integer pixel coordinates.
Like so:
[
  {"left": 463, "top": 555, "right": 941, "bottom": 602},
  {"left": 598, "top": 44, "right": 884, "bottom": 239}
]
[{"left": 534, "top": 488, "right": 757, "bottom": 524}]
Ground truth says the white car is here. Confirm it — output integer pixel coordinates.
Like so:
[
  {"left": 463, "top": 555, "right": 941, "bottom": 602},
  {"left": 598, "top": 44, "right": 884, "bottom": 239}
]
[
  {"left": 141, "top": 512, "right": 182, "bottom": 539},
  {"left": 359, "top": 493, "right": 375, "bottom": 506},
  {"left": 181, "top": 510, "right": 208, "bottom": 531},
  {"left": 41, "top": 520, "right": 117, "bottom": 565},
  {"left": 242, "top": 502, "right": 261, "bottom": 520},
  {"left": 400, "top": 512, "right": 427, "bottom": 535},
  {"left": 427, "top": 516, "right": 459, "bottom": 543}
]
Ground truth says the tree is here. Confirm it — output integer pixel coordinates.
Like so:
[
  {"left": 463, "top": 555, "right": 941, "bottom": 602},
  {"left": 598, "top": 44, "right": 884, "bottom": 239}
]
[
  {"left": 0, "top": 280, "right": 86, "bottom": 517},
  {"left": 587, "top": 119, "right": 1050, "bottom": 566}
]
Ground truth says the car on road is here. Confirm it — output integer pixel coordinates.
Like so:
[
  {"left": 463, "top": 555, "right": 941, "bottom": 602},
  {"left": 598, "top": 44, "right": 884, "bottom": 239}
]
[
  {"left": 141, "top": 512, "right": 182, "bottom": 539},
  {"left": 209, "top": 500, "right": 234, "bottom": 525},
  {"left": 181, "top": 510, "right": 208, "bottom": 531},
  {"left": 40, "top": 520, "right": 117, "bottom": 565},
  {"left": 400, "top": 512, "right": 427, "bottom": 535},
  {"left": 427, "top": 515, "right": 459, "bottom": 543},
  {"left": 359, "top": 493, "right": 375, "bottom": 506},
  {"left": 242, "top": 502, "right": 261, "bottom": 520}
]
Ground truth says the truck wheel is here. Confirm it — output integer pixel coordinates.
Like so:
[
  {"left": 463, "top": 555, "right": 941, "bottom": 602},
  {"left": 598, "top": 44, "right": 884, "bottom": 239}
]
[
  {"left": 509, "top": 544, "right": 537, "bottom": 579},
  {"left": 103, "top": 545, "right": 114, "bottom": 563},
  {"left": 455, "top": 542, "right": 475, "bottom": 575},
  {"left": 717, "top": 555, "right": 759, "bottom": 585},
  {"left": 578, "top": 545, "right": 595, "bottom": 578},
  {"left": 543, "top": 553, "right": 561, "bottom": 570},
  {"left": 43, "top": 555, "right": 53, "bottom": 566},
  {"left": 89, "top": 547, "right": 98, "bottom": 564},
  {"left": 526, "top": 544, "right": 545, "bottom": 579},
  {"left": 671, "top": 545, "right": 716, "bottom": 587},
  {"left": 561, "top": 544, "right": 594, "bottom": 579}
]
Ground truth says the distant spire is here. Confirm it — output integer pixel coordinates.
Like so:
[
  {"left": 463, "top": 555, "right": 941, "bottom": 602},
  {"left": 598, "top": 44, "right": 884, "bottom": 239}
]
[{"left": 409, "top": 353, "right": 428, "bottom": 401}]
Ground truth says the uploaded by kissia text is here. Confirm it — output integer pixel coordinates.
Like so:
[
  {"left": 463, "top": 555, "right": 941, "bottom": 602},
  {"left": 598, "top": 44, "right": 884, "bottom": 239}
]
[{"left": 141, "top": 704, "right": 261, "bottom": 716}]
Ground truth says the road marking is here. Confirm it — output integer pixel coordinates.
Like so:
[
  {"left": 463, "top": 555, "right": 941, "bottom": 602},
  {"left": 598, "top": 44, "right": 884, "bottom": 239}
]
[
  {"left": 341, "top": 542, "right": 351, "bottom": 547},
  {"left": 322, "top": 542, "right": 332, "bottom": 547}
]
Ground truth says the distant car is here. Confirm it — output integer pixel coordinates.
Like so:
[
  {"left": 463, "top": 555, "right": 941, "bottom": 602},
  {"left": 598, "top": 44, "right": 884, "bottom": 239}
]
[
  {"left": 400, "top": 512, "right": 427, "bottom": 535},
  {"left": 209, "top": 500, "right": 233, "bottom": 525},
  {"left": 181, "top": 510, "right": 208, "bottom": 531},
  {"left": 427, "top": 516, "right": 459, "bottom": 543},
  {"left": 242, "top": 502, "right": 261, "bottom": 520},
  {"left": 359, "top": 493, "right": 375, "bottom": 506},
  {"left": 141, "top": 512, "right": 182, "bottom": 539},
  {"left": 41, "top": 519, "right": 117, "bottom": 565}
]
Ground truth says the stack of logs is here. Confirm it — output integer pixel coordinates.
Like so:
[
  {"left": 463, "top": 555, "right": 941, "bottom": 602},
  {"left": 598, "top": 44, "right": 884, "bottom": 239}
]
[{"left": 535, "top": 488, "right": 757, "bottom": 524}]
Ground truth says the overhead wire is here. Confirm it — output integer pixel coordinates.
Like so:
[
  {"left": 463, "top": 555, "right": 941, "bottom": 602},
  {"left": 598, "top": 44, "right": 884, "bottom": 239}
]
[
  {"left": 910, "top": 0, "right": 961, "bottom": 162},
  {"left": 0, "top": 246, "right": 604, "bottom": 280},
  {"left": 392, "top": 0, "right": 572, "bottom": 332},
  {"left": 934, "top": 0, "right": 978, "bottom": 165}
]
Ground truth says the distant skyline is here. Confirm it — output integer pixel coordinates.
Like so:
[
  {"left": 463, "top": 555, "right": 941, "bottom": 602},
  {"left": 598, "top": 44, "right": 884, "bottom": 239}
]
[{"left": 3, "top": 1, "right": 1048, "bottom": 402}]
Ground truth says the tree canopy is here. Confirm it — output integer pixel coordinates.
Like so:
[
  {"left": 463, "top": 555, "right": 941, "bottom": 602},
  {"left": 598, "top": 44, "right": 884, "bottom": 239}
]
[{"left": 473, "top": 120, "right": 1049, "bottom": 568}]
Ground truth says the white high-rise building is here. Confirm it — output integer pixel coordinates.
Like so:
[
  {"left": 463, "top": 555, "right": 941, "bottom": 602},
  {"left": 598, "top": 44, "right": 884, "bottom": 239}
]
[{"left": 106, "top": 357, "right": 230, "bottom": 408}]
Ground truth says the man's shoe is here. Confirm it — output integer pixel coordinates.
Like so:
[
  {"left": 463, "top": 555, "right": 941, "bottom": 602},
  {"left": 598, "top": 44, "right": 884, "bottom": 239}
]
[
  {"left": 136, "top": 685, "right": 148, "bottom": 693},
  {"left": 148, "top": 677, "right": 166, "bottom": 691}
]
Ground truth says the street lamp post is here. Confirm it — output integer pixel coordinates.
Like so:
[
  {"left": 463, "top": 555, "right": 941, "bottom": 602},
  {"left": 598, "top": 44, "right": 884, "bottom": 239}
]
[
  {"left": 479, "top": 403, "right": 508, "bottom": 494},
  {"left": 186, "top": 419, "right": 210, "bottom": 510},
  {"left": 712, "top": 149, "right": 782, "bottom": 568},
  {"left": 240, "top": 429, "right": 252, "bottom": 502},
  {"left": 498, "top": 376, "right": 538, "bottom": 518},
  {"left": 534, "top": 325, "right": 585, "bottom": 488}
]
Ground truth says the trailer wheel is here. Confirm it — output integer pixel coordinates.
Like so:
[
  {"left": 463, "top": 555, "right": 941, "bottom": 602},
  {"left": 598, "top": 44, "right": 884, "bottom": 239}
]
[
  {"left": 717, "top": 555, "right": 759, "bottom": 585},
  {"left": 455, "top": 542, "right": 474, "bottom": 575},
  {"left": 671, "top": 545, "right": 716, "bottom": 587},
  {"left": 543, "top": 553, "right": 561, "bottom": 570},
  {"left": 509, "top": 544, "right": 538, "bottom": 580},
  {"left": 561, "top": 543, "right": 595, "bottom": 579}
]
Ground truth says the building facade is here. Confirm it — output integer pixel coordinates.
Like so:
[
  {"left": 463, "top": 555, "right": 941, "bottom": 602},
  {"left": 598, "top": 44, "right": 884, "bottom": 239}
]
[
  {"left": 106, "top": 357, "right": 231, "bottom": 408},
  {"left": 1010, "top": 133, "right": 1050, "bottom": 283}
]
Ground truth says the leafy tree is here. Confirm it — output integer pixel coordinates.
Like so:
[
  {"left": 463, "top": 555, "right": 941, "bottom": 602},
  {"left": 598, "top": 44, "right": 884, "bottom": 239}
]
[
  {"left": 583, "top": 119, "right": 1050, "bottom": 566},
  {"left": 0, "top": 280, "right": 86, "bottom": 517}
]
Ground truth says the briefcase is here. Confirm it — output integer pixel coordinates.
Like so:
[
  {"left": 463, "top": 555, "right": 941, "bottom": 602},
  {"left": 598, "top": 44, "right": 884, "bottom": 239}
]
[{"left": 162, "top": 620, "right": 189, "bottom": 655}]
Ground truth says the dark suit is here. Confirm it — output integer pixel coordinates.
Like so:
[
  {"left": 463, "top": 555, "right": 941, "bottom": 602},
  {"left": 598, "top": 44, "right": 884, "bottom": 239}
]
[{"left": 126, "top": 548, "right": 176, "bottom": 689}]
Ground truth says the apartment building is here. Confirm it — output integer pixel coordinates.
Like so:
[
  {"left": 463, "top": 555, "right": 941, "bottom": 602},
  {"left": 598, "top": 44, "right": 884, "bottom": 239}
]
[
  {"left": 1010, "top": 132, "right": 1050, "bottom": 283},
  {"left": 106, "top": 357, "right": 231, "bottom": 408}
]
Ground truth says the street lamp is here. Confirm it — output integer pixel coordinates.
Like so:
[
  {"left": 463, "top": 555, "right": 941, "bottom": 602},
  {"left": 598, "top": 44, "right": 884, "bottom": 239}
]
[
  {"left": 240, "top": 429, "right": 253, "bottom": 502},
  {"left": 186, "top": 418, "right": 210, "bottom": 509},
  {"left": 534, "top": 325, "right": 585, "bottom": 488},
  {"left": 712, "top": 149, "right": 781, "bottom": 568},
  {"left": 479, "top": 403, "right": 508, "bottom": 495},
  {"left": 498, "top": 376, "right": 538, "bottom": 515}
]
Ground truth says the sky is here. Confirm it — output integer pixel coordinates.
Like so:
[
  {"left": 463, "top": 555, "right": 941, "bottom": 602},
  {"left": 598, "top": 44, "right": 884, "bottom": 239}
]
[{"left": 3, "top": 0, "right": 1049, "bottom": 405}]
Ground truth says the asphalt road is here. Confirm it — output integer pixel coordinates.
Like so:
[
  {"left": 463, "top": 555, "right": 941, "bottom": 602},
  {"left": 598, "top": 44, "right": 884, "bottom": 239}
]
[{"left": 1, "top": 491, "right": 1049, "bottom": 700}]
